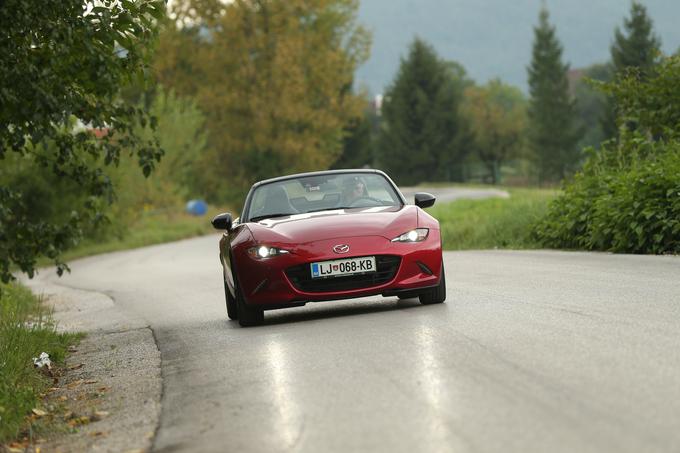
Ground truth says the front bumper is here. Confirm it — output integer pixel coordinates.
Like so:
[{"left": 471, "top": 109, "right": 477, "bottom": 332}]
[{"left": 233, "top": 231, "right": 442, "bottom": 307}]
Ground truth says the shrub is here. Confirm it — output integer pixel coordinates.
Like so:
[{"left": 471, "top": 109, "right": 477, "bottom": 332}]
[
  {"left": 534, "top": 55, "right": 680, "bottom": 254},
  {"left": 534, "top": 138, "right": 680, "bottom": 253}
]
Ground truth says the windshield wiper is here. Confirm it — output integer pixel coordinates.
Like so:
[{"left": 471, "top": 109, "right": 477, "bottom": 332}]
[{"left": 249, "top": 213, "right": 296, "bottom": 222}]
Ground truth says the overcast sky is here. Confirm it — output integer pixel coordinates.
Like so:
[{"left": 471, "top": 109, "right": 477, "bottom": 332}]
[{"left": 355, "top": 0, "right": 680, "bottom": 94}]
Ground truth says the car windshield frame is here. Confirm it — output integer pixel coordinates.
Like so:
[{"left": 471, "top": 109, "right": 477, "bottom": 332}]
[{"left": 241, "top": 170, "right": 405, "bottom": 223}]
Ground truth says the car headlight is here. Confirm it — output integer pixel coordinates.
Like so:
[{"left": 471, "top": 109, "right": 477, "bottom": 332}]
[
  {"left": 391, "top": 228, "right": 429, "bottom": 242},
  {"left": 247, "top": 245, "right": 290, "bottom": 259}
]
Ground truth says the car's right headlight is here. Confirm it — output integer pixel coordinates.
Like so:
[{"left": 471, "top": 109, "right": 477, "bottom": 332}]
[{"left": 391, "top": 228, "right": 429, "bottom": 243}]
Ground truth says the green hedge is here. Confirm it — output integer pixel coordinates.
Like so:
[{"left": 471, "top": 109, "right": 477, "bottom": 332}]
[
  {"left": 534, "top": 139, "right": 680, "bottom": 253},
  {"left": 534, "top": 55, "right": 680, "bottom": 254}
]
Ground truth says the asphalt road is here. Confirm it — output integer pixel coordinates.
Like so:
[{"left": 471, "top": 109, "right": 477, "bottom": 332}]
[{"left": 42, "top": 234, "right": 680, "bottom": 453}]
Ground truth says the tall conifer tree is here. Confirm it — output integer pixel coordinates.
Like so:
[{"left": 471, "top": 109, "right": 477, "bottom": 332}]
[
  {"left": 378, "top": 38, "right": 470, "bottom": 185},
  {"left": 602, "top": 1, "right": 662, "bottom": 138},
  {"left": 527, "top": 8, "right": 581, "bottom": 183}
]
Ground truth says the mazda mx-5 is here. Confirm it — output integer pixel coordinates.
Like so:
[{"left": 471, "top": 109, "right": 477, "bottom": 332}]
[{"left": 211, "top": 169, "right": 446, "bottom": 326}]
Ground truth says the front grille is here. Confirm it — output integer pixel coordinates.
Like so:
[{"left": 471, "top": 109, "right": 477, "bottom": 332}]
[{"left": 285, "top": 255, "right": 401, "bottom": 293}]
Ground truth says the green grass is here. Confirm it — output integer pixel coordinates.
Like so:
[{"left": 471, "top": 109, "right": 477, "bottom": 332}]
[
  {"left": 53, "top": 208, "right": 226, "bottom": 264},
  {"left": 430, "top": 187, "right": 557, "bottom": 250},
  {"left": 0, "top": 282, "right": 81, "bottom": 444}
]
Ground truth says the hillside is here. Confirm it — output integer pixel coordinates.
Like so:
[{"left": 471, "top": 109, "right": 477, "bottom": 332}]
[{"left": 356, "top": 0, "right": 680, "bottom": 94}]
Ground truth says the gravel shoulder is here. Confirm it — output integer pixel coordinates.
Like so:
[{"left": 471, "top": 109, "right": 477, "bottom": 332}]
[{"left": 22, "top": 278, "right": 162, "bottom": 453}]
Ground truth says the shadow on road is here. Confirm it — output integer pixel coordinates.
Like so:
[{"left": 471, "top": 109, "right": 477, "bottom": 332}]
[{"left": 246, "top": 297, "right": 428, "bottom": 327}]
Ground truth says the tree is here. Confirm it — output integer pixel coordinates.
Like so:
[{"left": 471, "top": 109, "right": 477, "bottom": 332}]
[
  {"left": 0, "top": 1, "right": 165, "bottom": 283},
  {"left": 535, "top": 55, "right": 680, "bottom": 254},
  {"left": 378, "top": 38, "right": 471, "bottom": 185},
  {"left": 572, "top": 63, "right": 614, "bottom": 150},
  {"left": 331, "top": 109, "right": 375, "bottom": 169},
  {"left": 602, "top": 1, "right": 662, "bottom": 138},
  {"left": 462, "top": 80, "right": 527, "bottom": 184},
  {"left": 156, "top": 0, "right": 370, "bottom": 203},
  {"left": 527, "top": 8, "right": 581, "bottom": 184},
  {"left": 112, "top": 88, "right": 211, "bottom": 217}
]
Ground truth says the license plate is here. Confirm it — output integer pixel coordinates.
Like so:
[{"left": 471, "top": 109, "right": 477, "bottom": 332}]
[{"left": 310, "top": 256, "right": 376, "bottom": 279}]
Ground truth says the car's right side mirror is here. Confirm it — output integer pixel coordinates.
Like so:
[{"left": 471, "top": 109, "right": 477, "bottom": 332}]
[
  {"left": 211, "top": 212, "right": 233, "bottom": 231},
  {"left": 414, "top": 192, "right": 436, "bottom": 209}
]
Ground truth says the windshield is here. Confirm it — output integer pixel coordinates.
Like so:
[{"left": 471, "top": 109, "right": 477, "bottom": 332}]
[{"left": 245, "top": 173, "right": 402, "bottom": 222}]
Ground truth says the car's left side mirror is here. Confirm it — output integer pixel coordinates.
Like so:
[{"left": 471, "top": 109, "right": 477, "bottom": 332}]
[
  {"left": 414, "top": 192, "right": 436, "bottom": 209},
  {"left": 211, "top": 212, "right": 232, "bottom": 231}
]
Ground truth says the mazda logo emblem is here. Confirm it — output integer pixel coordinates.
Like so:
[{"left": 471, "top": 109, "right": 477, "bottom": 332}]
[{"left": 333, "top": 244, "right": 350, "bottom": 254}]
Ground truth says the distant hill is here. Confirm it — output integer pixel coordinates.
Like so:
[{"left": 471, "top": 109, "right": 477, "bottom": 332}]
[{"left": 355, "top": 0, "right": 680, "bottom": 94}]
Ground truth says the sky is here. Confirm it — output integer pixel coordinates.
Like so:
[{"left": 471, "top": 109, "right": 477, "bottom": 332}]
[{"left": 355, "top": 0, "right": 680, "bottom": 94}]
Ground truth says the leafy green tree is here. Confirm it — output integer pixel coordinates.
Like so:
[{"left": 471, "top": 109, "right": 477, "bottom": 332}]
[
  {"left": 331, "top": 109, "right": 375, "bottom": 170},
  {"left": 535, "top": 55, "right": 680, "bottom": 254},
  {"left": 602, "top": 1, "right": 662, "bottom": 138},
  {"left": 527, "top": 8, "right": 581, "bottom": 184},
  {"left": 462, "top": 80, "right": 527, "bottom": 184},
  {"left": 113, "top": 88, "right": 211, "bottom": 217},
  {"left": 0, "top": 1, "right": 165, "bottom": 283},
  {"left": 573, "top": 63, "right": 614, "bottom": 150},
  {"left": 156, "top": 0, "right": 370, "bottom": 203},
  {"left": 378, "top": 39, "right": 471, "bottom": 185}
]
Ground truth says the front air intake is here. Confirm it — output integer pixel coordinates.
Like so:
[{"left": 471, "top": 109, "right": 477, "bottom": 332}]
[{"left": 285, "top": 255, "right": 401, "bottom": 293}]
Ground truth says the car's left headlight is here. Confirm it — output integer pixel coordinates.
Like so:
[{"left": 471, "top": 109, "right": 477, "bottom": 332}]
[{"left": 391, "top": 228, "right": 429, "bottom": 242}]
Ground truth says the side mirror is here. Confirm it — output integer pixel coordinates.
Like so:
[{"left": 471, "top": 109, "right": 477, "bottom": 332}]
[
  {"left": 414, "top": 192, "right": 436, "bottom": 209},
  {"left": 211, "top": 212, "right": 232, "bottom": 231}
]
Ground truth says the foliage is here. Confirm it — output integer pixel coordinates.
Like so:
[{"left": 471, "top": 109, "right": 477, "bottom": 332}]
[
  {"left": 602, "top": 1, "right": 662, "bottom": 138},
  {"left": 0, "top": 282, "right": 80, "bottom": 443},
  {"left": 378, "top": 38, "right": 472, "bottom": 185},
  {"left": 331, "top": 109, "right": 375, "bottom": 169},
  {"left": 0, "top": 0, "right": 165, "bottom": 283},
  {"left": 430, "top": 188, "right": 555, "bottom": 250},
  {"left": 462, "top": 80, "right": 527, "bottom": 184},
  {"left": 156, "top": 0, "right": 371, "bottom": 204},
  {"left": 573, "top": 63, "right": 614, "bottom": 150},
  {"left": 112, "top": 88, "right": 210, "bottom": 220},
  {"left": 527, "top": 8, "right": 582, "bottom": 184},
  {"left": 598, "top": 57, "right": 680, "bottom": 139},
  {"left": 52, "top": 209, "right": 219, "bottom": 265},
  {"left": 535, "top": 56, "right": 680, "bottom": 254}
]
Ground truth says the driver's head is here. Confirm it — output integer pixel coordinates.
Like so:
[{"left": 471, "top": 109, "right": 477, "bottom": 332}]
[{"left": 342, "top": 176, "right": 366, "bottom": 202}]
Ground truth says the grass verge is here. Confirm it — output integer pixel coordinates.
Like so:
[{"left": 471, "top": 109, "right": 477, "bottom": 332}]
[
  {"left": 430, "top": 187, "right": 557, "bottom": 250},
  {"left": 0, "top": 282, "right": 81, "bottom": 445},
  {"left": 52, "top": 207, "right": 228, "bottom": 264}
]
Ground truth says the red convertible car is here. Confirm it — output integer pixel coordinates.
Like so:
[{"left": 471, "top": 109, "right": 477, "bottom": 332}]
[{"left": 212, "top": 169, "right": 446, "bottom": 326}]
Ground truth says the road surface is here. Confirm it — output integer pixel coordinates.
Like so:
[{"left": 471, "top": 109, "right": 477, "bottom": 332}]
[{"left": 40, "top": 235, "right": 680, "bottom": 453}]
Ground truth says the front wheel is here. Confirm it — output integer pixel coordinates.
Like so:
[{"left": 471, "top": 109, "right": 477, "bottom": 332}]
[
  {"left": 419, "top": 263, "right": 446, "bottom": 305},
  {"left": 224, "top": 280, "right": 238, "bottom": 320},
  {"left": 235, "top": 281, "right": 264, "bottom": 327}
]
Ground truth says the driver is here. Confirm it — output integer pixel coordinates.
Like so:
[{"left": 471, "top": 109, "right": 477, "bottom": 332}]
[{"left": 340, "top": 176, "right": 369, "bottom": 206}]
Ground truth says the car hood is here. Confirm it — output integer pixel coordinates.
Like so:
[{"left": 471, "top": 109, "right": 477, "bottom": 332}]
[{"left": 246, "top": 205, "right": 418, "bottom": 244}]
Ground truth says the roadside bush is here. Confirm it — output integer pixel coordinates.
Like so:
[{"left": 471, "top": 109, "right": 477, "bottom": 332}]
[
  {"left": 534, "top": 55, "right": 680, "bottom": 254},
  {"left": 534, "top": 138, "right": 680, "bottom": 252}
]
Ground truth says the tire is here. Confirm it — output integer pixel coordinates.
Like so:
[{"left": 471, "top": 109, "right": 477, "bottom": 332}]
[
  {"left": 236, "top": 285, "right": 264, "bottom": 327},
  {"left": 419, "top": 263, "right": 447, "bottom": 305},
  {"left": 234, "top": 276, "right": 264, "bottom": 327},
  {"left": 229, "top": 257, "right": 264, "bottom": 327},
  {"left": 224, "top": 279, "right": 238, "bottom": 320}
]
